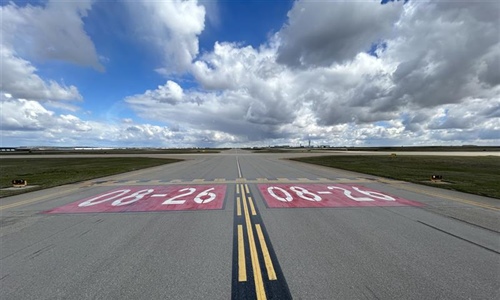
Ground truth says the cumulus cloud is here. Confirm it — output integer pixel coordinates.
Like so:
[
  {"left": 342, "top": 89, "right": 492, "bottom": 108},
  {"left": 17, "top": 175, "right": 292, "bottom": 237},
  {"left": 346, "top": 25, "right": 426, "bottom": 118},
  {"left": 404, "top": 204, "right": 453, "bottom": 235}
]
[
  {"left": 125, "top": 0, "right": 499, "bottom": 146},
  {"left": 2, "top": 0, "right": 499, "bottom": 147},
  {"left": 126, "top": 81, "right": 184, "bottom": 105},
  {"left": 0, "top": 0, "right": 102, "bottom": 102},
  {"left": 0, "top": 94, "right": 91, "bottom": 135},
  {"left": 1, "top": 95, "right": 55, "bottom": 131},
  {"left": 0, "top": 48, "right": 82, "bottom": 101},
  {"left": 478, "top": 49, "right": 500, "bottom": 87},
  {"left": 0, "top": 95, "right": 238, "bottom": 147},
  {"left": 125, "top": 0, "right": 205, "bottom": 74},
  {"left": 192, "top": 42, "right": 287, "bottom": 90},
  {"left": 382, "top": 0, "right": 500, "bottom": 109},
  {"left": 1, "top": 0, "right": 103, "bottom": 70},
  {"left": 276, "top": 0, "right": 404, "bottom": 67},
  {"left": 127, "top": 41, "right": 299, "bottom": 142},
  {"left": 125, "top": 84, "right": 258, "bottom": 141}
]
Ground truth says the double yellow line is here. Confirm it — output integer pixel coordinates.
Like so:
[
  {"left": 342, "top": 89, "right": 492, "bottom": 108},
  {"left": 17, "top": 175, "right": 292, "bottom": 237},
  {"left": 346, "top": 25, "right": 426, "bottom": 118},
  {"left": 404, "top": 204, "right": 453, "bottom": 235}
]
[{"left": 236, "top": 184, "right": 276, "bottom": 300}]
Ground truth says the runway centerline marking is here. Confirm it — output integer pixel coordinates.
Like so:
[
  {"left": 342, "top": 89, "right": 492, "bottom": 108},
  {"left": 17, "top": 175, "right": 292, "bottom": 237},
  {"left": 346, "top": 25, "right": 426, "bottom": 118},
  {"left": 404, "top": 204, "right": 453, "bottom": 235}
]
[
  {"left": 231, "top": 183, "right": 291, "bottom": 300},
  {"left": 242, "top": 186, "right": 266, "bottom": 299},
  {"left": 236, "top": 157, "right": 243, "bottom": 178}
]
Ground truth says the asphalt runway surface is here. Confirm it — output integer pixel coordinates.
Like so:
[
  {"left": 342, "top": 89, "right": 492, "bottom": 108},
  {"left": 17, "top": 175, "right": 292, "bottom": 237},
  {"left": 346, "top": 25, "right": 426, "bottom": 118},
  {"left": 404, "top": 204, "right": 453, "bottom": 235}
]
[{"left": 1, "top": 149, "right": 499, "bottom": 299}]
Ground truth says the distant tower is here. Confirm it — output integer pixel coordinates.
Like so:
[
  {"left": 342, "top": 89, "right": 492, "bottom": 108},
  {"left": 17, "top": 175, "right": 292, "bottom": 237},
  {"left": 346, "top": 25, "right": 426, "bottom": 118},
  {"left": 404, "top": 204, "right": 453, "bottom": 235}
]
[{"left": 308, "top": 139, "right": 311, "bottom": 147}]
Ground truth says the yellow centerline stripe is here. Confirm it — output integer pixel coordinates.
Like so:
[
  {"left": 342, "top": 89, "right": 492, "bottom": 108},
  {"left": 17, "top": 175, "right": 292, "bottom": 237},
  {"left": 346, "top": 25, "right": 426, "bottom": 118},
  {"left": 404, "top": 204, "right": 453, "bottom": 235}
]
[
  {"left": 241, "top": 184, "right": 267, "bottom": 300},
  {"left": 237, "top": 225, "right": 247, "bottom": 282},
  {"left": 255, "top": 224, "right": 277, "bottom": 280},
  {"left": 245, "top": 184, "right": 250, "bottom": 194},
  {"left": 237, "top": 196, "right": 242, "bottom": 216},
  {"left": 248, "top": 196, "right": 257, "bottom": 216}
]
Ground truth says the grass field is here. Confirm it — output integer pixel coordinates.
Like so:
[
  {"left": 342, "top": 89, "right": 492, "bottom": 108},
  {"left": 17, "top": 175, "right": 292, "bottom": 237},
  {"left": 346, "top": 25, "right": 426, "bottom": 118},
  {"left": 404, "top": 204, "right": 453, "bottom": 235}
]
[
  {"left": 291, "top": 155, "right": 500, "bottom": 199},
  {"left": 0, "top": 148, "right": 222, "bottom": 155},
  {"left": 0, "top": 157, "right": 181, "bottom": 198},
  {"left": 248, "top": 146, "right": 500, "bottom": 153}
]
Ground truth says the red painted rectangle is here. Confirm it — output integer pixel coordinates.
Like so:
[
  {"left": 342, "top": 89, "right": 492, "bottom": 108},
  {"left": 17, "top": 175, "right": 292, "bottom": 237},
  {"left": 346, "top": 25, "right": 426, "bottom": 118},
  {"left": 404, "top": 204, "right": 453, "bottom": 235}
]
[
  {"left": 45, "top": 185, "right": 226, "bottom": 213},
  {"left": 258, "top": 184, "right": 422, "bottom": 208}
]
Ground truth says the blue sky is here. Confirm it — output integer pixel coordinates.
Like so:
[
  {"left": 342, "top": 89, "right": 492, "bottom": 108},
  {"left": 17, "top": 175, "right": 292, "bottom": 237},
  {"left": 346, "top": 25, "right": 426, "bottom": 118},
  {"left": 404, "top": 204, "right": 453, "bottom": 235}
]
[
  {"left": 24, "top": 0, "right": 294, "bottom": 125},
  {"left": 1, "top": 0, "right": 499, "bottom": 147}
]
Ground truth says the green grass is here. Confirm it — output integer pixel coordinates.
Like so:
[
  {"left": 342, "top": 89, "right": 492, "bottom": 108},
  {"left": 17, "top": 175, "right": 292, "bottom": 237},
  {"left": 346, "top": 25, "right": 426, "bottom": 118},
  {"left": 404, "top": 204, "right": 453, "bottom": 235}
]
[
  {"left": 0, "top": 149, "right": 222, "bottom": 155},
  {"left": 0, "top": 157, "right": 181, "bottom": 198},
  {"left": 291, "top": 155, "right": 500, "bottom": 199},
  {"left": 245, "top": 146, "right": 500, "bottom": 153}
]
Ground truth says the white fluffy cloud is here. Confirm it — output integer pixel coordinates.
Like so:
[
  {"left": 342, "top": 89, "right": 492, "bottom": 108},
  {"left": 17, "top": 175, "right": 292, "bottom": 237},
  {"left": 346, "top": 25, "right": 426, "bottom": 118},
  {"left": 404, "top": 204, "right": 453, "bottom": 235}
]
[
  {"left": 125, "top": 0, "right": 499, "bottom": 146},
  {"left": 1, "top": 94, "right": 92, "bottom": 136},
  {"left": 0, "top": 48, "right": 82, "bottom": 101},
  {"left": 127, "top": 41, "right": 300, "bottom": 142},
  {"left": 0, "top": 0, "right": 102, "bottom": 102},
  {"left": 382, "top": 0, "right": 500, "bottom": 108},
  {"left": 1, "top": 0, "right": 102, "bottom": 70},
  {"left": 0, "top": 95, "right": 235, "bottom": 147},
  {"left": 127, "top": 81, "right": 184, "bottom": 105},
  {"left": 125, "top": 0, "right": 206, "bottom": 74},
  {"left": 2, "top": 0, "right": 499, "bottom": 147}
]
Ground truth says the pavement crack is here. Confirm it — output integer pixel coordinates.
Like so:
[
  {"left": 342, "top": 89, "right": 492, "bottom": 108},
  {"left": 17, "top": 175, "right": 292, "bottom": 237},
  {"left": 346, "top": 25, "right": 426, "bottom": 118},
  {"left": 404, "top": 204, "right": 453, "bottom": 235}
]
[
  {"left": 26, "top": 244, "right": 56, "bottom": 260},
  {"left": 0, "top": 274, "right": 10, "bottom": 281},
  {"left": 78, "top": 229, "right": 92, "bottom": 237},
  {"left": 363, "top": 285, "right": 382, "bottom": 300},
  {"left": 446, "top": 216, "right": 500, "bottom": 234},
  {"left": 417, "top": 221, "right": 500, "bottom": 255}
]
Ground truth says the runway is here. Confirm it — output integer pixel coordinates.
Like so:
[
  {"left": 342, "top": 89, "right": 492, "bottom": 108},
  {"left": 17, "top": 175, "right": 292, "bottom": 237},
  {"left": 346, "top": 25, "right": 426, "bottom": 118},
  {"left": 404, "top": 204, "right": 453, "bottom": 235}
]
[{"left": 1, "top": 149, "right": 498, "bottom": 299}]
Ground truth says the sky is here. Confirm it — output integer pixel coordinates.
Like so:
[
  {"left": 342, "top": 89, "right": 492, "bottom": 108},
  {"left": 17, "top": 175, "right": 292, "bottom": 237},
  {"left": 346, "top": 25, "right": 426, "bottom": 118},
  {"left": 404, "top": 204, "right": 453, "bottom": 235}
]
[{"left": 1, "top": 0, "right": 499, "bottom": 148}]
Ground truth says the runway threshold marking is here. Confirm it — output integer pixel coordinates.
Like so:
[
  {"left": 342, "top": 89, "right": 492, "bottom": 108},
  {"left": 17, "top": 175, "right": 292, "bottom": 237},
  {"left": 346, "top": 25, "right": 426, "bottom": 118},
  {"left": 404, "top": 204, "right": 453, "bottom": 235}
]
[
  {"left": 259, "top": 184, "right": 423, "bottom": 208},
  {"left": 44, "top": 185, "right": 227, "bottom": 213},
  {"left": 232, "top": 184, "right": 291, "bottom": 300}
]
